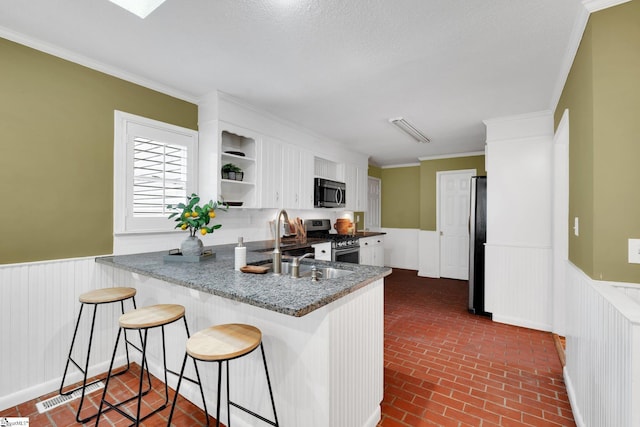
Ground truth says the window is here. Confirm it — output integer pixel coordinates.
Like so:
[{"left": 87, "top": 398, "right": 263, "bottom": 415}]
[{"left": 114, "top": 111, "right": 198, "bottom": 233}]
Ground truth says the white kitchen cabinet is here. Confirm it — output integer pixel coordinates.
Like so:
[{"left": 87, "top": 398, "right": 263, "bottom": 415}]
[
  {"left": 359, "top": 235, "right": 385, "bottom": 266},
  {"left": 312, "top": 241, "right": 332, "bottom": 261},
  {"left": 260, "top": 137, "right": 283, "bottom": 208},
  {"left": 345, "top": 163, "right": 368, "bottom": 212},
  {"left": 261, "top": 140, "right": 314, "bottom": 210}
]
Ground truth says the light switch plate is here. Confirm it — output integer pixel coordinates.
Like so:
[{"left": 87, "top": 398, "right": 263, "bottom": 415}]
[{"left": 628, "top": 239, "right": 640, "bottom": 264}]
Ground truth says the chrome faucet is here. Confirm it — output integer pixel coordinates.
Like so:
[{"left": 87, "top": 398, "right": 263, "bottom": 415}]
[
  {"left": 290, "top": 252, "right": 315, "bottom": 278},
  {"left": 272, "top": 209, "right": 290, "bottom": 274}
]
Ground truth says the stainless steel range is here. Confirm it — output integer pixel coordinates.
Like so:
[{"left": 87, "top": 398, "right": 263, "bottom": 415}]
[{"left": 305, "top": 219, "right": 360, "bottom": 264}]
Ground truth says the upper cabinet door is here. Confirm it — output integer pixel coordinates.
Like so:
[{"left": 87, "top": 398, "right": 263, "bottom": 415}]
[{"left": 260, "top": 137, "right": 283, "bottom": 209}]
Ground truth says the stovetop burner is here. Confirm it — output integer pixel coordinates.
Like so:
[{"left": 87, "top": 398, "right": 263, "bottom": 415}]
[{"left": 305, "top": 219, "right": 359, "bottom": 248}]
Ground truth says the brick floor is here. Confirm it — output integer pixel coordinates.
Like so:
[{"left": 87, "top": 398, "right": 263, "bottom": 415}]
[
  {"left": 379, "top": 269, "right": 575, "bottom": 427},
  {"left": 1, "top": 268, "right": 574, "bottom": 426}
]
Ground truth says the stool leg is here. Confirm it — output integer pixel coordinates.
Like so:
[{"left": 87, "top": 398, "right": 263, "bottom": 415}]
[
  {"left": 260, "top": 343, "right": 280, "bottom": 427},
  {"left": 182, "top": 317, "right": 210, "bottom": 426},
  {"left": 59, "top": 304, "right": 85, "bottom": 396},
  {"left": 216, "top": 361, "right": 223, "bottom": 427},
  {"left": 133, "top": 328, "right": 149, "bottom": 426},
  {"left": 226, "top": 361, "right": 231, "bottom": 427},
  {"left": 94, "top": 327, "right": 123, "bottom": 426},
  {"left": 75, "top": 304, "right": 98, "bottom": 422},
  {"left": 167, "top": 352, "right": 189, "bottom": 426}
]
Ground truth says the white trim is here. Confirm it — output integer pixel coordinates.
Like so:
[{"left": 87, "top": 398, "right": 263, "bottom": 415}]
[
  {"left": 549, "top": 7, "right": 590, "bottom": 112},
  {"left": 582, "top": 0, "right": 632, "bottom": 13},
  {"left": 0, "top": 25, "right": 197, "bottom": 103},
  {"left": 113, "top": 110, "right": 199, "bottom": 234},
  {"left": 483, "top": 109, "right": 553, "bottom": 127},
  {"left": 380, "top": 162, "right": 420, "bottom": 169},
  {"left": 418, "top": 151, "right": 485, "bottom": 161}
]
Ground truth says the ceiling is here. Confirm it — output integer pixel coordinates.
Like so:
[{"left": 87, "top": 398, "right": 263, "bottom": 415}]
[{"left": 0, "top": 0, "right": 586, "bottom": 166}]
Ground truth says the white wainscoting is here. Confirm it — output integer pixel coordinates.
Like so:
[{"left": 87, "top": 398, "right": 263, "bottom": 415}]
[
  {"left": 418, "top": 230, "right": 440, "bottom": 278},
  {"left": 0, "top": 257, "right": 128, "bottom": 411},
  {"left": 564, "top": 263, "right": 640, "bottom": 427},
  {"left": 484, "top": 243, "right": 553, "bottom": 331},
  {"left": 380, "top": 228, "right": 419, "bottom": 270}
]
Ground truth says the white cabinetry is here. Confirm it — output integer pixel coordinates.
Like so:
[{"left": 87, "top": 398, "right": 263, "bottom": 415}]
[
  {"left": 313, "top": 241, "right": 332, "bottom": 261},
  {"left": 261, "top": 139, "right": 315, "bottom": 209},
  {"left": 345, "top": 163, "right": 368, "bottom": 211},
  {"left": 359, "top": 235, "right": 385, "bottom": 266},
  {"left": 219, "top": 124, "right": 258, "bottom": 208},
  {"left": 260, "top": 137, "right": 283, "bottom": 208}
]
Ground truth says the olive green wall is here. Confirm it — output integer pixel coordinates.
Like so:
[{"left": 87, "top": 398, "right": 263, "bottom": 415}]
[
  {"left": 0, "top": 38, "right": 198, "bottom": 264},
  {"left": 380, "top": 166, "right": 420, "bottom": 229},
  {"left": 374, "top": 156, "right": 485, "bottom": 230},
  {"left": 368, "top": 165, "right": 382, "bottom": 179},
  {"left": 555, "top": 1, "right": 640, "bottom": 282},
  {"left": 419, "top": 156, "right": 485, "bottom": 231}
]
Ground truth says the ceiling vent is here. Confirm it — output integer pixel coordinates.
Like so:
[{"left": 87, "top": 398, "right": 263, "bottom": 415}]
[{"left": 388, "top": 117, "right": 430, "bottom": 143}]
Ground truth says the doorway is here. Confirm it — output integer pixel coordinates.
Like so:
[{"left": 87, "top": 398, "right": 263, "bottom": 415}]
[{"left": 437, "top": 169, "right": 476, "bottom": 280}]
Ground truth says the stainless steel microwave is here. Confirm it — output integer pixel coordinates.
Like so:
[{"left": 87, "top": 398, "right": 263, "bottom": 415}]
[{"left": 314, "top": 178, "right": 346, "bottom": 208}]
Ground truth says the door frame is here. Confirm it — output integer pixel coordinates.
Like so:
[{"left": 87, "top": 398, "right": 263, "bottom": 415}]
[
  {"left": 552, "top": 109, "right": 569, "bottom": 336},
  {"left": 436, "top": 168, "right": 476, "bottom": 279}
]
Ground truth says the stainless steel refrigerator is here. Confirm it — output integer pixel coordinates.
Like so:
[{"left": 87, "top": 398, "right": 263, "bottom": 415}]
[{"left": 468, "top": 176, "right": 490, "bottom": 317}]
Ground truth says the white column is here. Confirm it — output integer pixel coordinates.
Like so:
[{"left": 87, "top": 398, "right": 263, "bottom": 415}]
[{"left": 483, "top": 111, "right": 554, "bottom": 330}]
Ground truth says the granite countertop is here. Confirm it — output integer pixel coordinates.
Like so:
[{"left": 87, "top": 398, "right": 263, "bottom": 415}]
[{"left": 96, "top": 240, "right": 391, "bottom": 317}]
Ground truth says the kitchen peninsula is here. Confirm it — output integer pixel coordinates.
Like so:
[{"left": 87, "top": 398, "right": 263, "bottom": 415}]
[{"left": 96, "top": 241, "right": 391, "bottom": 427}]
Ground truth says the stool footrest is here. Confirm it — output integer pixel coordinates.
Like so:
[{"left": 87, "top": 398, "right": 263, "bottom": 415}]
[{"left": 229, "top": 400, "right": 278, "bottom": 427}]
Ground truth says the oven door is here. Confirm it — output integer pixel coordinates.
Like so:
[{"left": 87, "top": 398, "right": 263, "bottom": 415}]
[{"left": 332, "top": 246, "right": 359, "bottom": 264}]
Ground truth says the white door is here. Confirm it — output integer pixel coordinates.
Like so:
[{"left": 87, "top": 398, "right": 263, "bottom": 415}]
[{"left": 438, "top": 169, "right": 475, "bottom": 280}]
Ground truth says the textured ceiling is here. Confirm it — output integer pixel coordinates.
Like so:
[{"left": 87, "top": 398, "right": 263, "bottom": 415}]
[{"left": 0, "top": 0, "right": 585, "bottom": 166}]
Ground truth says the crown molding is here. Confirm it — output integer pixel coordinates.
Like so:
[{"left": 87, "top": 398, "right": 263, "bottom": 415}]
[
  {"left": 0, "top": 25, "right": 198, "bottom": 104},
  {"left": 418, "top": 151, "right": 485, "bottom": 161},
  {"left": 550, "top": 0, "right": 633, "bottom": 111},
  {"left": 582, "top": 0, "right": 631, "bottom": 13},
  {"left": 381, "top": 162, "right": 421, "bottom": 169}
]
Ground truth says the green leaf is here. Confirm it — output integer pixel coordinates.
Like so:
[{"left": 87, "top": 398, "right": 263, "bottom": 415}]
[
  {"left": 177, "top": 203, "right": 185, "bottom": 209},
  {"left": 168, "top": 212, "right": 178, "bottom": 219},
  {"left": 213, "top": 224, "right": 222, "bottom": 230}
]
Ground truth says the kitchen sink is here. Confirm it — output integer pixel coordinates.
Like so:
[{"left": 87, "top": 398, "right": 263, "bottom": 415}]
[
  {"left": 311, "top": 267, "right": 353, "bottom": 279},
  {"left": 256, "top": 262, "right": 353, "bottom": 280}
]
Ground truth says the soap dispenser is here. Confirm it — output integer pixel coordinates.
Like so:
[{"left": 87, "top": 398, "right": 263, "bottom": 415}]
[{"left": 235, "top": 237, "right": 246, "bottom": 271}]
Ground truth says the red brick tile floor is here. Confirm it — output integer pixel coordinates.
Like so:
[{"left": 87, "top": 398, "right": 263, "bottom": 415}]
[
  {"left": 1, "top": 268, "right": 574, "bottom": 426},
  {"left": 379, "top": 269, "right": 575, "bottom": 427}
]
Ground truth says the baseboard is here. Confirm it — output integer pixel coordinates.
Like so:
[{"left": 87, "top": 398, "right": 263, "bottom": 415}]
[
  {"left": 563, "top": 366, "right": 585, "bottom": 427},
  {"left": 363, "top": 405, "right": 382, "bottom": 427},
  {"left": 491, "top": 314, "right": 552, "bottom": 332}
]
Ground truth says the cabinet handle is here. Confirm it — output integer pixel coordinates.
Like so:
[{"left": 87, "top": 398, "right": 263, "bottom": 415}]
[
  {"left": 321, "top": 250, "right": 326, "bottom": 253},
  {"left": 276, "top": 191, "right": 279, "bottom": 201},
  {"left": 364, "top": 242, "right": 368, "bottom": 245}
]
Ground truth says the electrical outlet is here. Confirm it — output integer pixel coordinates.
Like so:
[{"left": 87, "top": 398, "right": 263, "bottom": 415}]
[{"left": 628, "top": 239, "right": 640, "bottom": 264}]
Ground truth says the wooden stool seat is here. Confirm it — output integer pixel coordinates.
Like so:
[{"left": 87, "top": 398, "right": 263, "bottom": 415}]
[
  {"left": 119, "top": 304, "right": 185, "bottom": 329},
  {"left": 187, "top": 324, "right": 262, "bottom": 361},
  {"left": 79, "top": 287, "right": 136, "bottom": 304}
]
